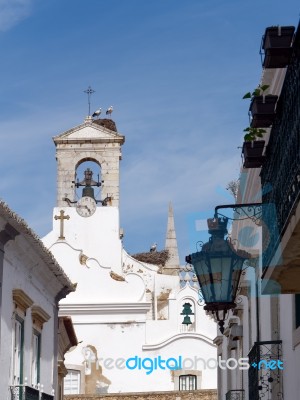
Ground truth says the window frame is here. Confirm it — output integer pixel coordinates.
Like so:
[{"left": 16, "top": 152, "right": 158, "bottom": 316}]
[
  {"left": 31, "top": 329, "right": 41, "bottom": 386},
  {"left": 179, "top": 374, "right": 197, "bottom": 391},
  {"left": 13, "top": 315, "right": 24, "bottom": 385},
  {"left": 64, "top": 369, "right": 81, "bottom": 394}
]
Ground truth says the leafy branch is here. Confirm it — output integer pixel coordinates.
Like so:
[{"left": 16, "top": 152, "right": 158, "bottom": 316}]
[
  {"left": 243, "top": 84, "right": 270, "bottom": 100},
  {"left": 244, "top": 127, "right": 266, "bottom": 141}
]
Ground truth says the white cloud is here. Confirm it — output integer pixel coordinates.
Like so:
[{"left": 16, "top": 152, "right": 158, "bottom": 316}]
[{"left": 0, "top": 0, "right": 33, "bottom": 31}]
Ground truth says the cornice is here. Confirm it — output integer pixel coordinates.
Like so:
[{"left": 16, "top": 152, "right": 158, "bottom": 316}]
[
  {"left": 59, "top": 302, "right": 151, "bottom": 315},
  {"left": 53, "top": 122, "right": 125, "bottom": 145},
  {"left": 142, "top": 332, "right": 216, "bottom": 350}
]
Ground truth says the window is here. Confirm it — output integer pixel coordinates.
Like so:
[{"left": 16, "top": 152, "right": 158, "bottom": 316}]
[
  {"left": 64, "top": 370, "right": 81, "bottom": 394},
  {"left": 11, "top": 289, "right": 33, "bottom": 386},
  {"left": 31, "top": 331, "right": 41, "bottom": 386},
  {"left": 13, "top": 316, "right": 24, "bottom": 385},
  {"left": 179, "top": 374, "right": 197, "bottom": 391}
]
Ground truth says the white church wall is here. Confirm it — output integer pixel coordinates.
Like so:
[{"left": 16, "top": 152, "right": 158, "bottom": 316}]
[
  {"left": 43, "top": 206, "right": 123, "bottom": 275},
  {"left": 63, "top": 322, "right": 217, "bottom": 393},
  {"left": 43, "top": 118, "right": 218, "bottom": 395}
]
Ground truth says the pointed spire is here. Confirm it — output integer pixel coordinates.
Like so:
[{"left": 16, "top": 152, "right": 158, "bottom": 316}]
[{"left": 164, "top": 202, "right": 180, "bottom": 272}]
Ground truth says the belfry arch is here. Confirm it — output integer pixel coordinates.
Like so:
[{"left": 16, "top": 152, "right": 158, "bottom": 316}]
[{"left": 53, "top": 117, "right": 125, "bottom": 207}]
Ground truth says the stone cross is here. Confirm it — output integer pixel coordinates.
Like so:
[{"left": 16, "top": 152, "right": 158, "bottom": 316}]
[{"left": 54, "top": 210, "right": 70, "bottom": 240}]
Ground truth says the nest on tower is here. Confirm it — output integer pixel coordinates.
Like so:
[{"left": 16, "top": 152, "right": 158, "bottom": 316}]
[
  {"left": 93, "top": 118, "right": 117, "bottom": 132},
  {"left": 131, "top": 249, "right": 169, "bottom": 266}
]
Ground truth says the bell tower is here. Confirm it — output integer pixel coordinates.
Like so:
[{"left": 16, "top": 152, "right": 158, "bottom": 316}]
[{"left": 53, "top": 116, "right": 125, "bottom": 208}]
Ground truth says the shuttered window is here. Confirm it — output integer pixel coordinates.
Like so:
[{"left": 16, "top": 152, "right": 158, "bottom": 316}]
[
  {"left": 64, "top": 370, "right": 80, "bottom": 394},
  {"left": 13, "top": 317, "right": 24, "bottom": 385}
]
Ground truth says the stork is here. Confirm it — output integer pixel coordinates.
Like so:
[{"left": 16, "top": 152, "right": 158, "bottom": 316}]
[
  {"left": 92, "top": 108, "right": 101, "bottom": 118},
  {"left": 106, "top": 106, "right": 113, "bottom": 116},
  {"left": 150, "top": 243, "right": 157, "bottom": 252}
]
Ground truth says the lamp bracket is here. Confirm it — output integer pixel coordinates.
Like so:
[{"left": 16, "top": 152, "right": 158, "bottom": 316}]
[{"left": 214, "top": 202, "right": 262, "bottom": 225}]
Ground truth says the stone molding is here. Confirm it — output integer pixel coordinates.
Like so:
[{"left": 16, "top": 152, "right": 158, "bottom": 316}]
[
  {"left": 12, "top": 288, "right": 34, "bottom": 315},
  {"left": 142, "top": 332, "right": 216, "bottom": 350},
  {"left": 31, "top": 305, "right": 51, "bottom": 330}
]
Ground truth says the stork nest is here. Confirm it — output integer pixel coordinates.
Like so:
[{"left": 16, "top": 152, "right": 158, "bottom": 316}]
[
  {"left": 93, "top": 118, "right": 117, "bottom": 132},
  {"left": 131, "top": 250, "right": 169, "bottom": 266}
]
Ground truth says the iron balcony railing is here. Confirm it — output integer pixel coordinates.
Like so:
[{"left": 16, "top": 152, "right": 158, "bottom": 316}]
[
  {"left": 260, "top": 23, "right": 300, "bottom": 271},
  {"left": 225, "top": 389, "right": 245, "bottom": 400},
  {"left": 10, "top": 385, "right": 54, "bottom": 400},
  {"left": 248, "top": 340, "right": 283, "bottom": 400}
]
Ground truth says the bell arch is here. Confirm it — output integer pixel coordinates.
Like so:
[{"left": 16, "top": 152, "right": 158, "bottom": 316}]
[
  {"left": 53, "top": 120, "right": 125, "bottom": 207},
  {"left": 75, "top": 160, "right": 102, "bottom": 202}
]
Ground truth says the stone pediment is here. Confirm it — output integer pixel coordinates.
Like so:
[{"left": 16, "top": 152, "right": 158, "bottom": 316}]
[{"left": 53, "top": 118, "right": 125, "bottom": 145}]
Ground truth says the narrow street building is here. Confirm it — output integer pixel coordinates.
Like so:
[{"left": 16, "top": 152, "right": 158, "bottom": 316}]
[
  {"left": 214, "top": 23, "right": 300, "bottom": 400},
  {"left": 0, "top": 201, "right": 75, "bottom": 399}
]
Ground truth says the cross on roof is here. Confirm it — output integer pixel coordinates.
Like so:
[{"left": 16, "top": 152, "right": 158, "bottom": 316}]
[{"left": 84, "top": 86, "right": 95, "bottom": 116}]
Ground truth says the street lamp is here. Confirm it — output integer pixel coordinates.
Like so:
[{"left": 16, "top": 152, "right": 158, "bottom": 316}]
[{"left": 185, "top": 209, "right": 254, "bottom": 334}]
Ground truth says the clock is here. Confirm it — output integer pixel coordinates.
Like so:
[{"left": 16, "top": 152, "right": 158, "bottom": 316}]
[{"left": 76, "top": 196, "right": 97, "bottom": 217}]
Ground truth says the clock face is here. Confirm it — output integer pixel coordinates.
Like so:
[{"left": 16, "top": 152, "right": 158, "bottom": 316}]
[{"left": 76, "top": 196, "right": 97, "bottom": 217}]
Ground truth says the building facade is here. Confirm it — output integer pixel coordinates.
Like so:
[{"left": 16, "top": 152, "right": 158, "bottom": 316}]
[
  {"left": 42, "top": 117, "right": 218, "bottom": 395},
  {"left": 0, "top": 201, "right": 75, "bottom": 400},
  {"left": 213, "top": 23, "right": 300, "bottom": 400}
]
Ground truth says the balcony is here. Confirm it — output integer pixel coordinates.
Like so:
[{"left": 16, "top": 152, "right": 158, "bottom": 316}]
[
  {"left": 248, "top": 341, "right": 283, "bottom": 400},
  {"left": 260, "top": 23, "right": 300, "bottom": 294},
  {"left": 10, "top": 385, "right": 54, "bottom": 400},
  {"left": 225, "top": 390, "right": 245, "bottom": 400}
]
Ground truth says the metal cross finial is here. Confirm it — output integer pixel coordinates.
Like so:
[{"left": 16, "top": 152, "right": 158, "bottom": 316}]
[
  {"left": 84, "top": 86, "right": 95, "bottom": 116},
  {"left": 54, "top": 210, "right": 70, "bottom": 240}
]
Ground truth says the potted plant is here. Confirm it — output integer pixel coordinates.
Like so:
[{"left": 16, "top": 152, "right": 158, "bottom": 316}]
[
  {"left": 242, "top": 127, "right": 266, "bottom": 169},
  {"left": 243, "top": 85, "right": 278, "bottom": 128},
  {"left": 261, "top": 26, "right": 295, "bottom": 68}
]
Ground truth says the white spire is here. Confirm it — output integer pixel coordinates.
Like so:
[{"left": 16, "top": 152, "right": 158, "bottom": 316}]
[{"left": 164, "top": 202, "right": 180, "bottom": 270}]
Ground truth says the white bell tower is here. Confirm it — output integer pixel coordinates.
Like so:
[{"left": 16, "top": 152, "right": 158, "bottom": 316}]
[
  {"left": 53, "top": 116, "right": 125, "bottom": 208},
  {"left": 43, "top": 116, "right": 126, "bottom": 277}
]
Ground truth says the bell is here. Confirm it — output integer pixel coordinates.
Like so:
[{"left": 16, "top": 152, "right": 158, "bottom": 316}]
[
  {"left": 182, "top": 315, "right": 192, "bottom": 325},
  {"left": 82, "top": 186, "right": 95, "bottom": 199},
  {"left": 180, "top": 302, "right": 194, "bottom": 325}
]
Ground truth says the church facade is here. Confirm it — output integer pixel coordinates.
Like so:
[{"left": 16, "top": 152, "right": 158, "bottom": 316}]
[{"left": 42, "top": 116, "right": 218, "bottom": 395}]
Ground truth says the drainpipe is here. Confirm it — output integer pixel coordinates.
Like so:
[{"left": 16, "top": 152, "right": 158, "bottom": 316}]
[{"left": 256, "top": 277, "right": 260, "bottom": 342}]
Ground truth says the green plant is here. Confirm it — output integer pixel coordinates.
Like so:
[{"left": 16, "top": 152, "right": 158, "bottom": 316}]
[
  {"left": 243, "top": 84, "right": 270, "bottom": 100},
  {"left": 243, "top": 127, "right": 267, "bottom": 141}
]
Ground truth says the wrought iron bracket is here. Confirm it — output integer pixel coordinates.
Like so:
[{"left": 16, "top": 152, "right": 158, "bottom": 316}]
[{"left": 214, "top": 202, "right": 262, "bottom": 225}]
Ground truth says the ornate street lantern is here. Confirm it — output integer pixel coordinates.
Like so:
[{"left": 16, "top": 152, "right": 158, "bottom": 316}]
[
  {"left": 181, "top": 302, "right": 194, "bottom": 325},
  {"left": 185, "top": 216, "right": 250, "bottom": 333}
]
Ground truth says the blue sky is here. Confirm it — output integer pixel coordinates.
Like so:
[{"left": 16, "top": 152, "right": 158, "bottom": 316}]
[{"left": 0, "top": 0, "right": 299, "bottom": 262}]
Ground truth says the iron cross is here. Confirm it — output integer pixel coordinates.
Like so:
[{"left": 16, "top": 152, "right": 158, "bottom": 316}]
[
  {"left": 84, "top": 86, "right": 95, "bottom": 116},
  {"left": 54, "top": 210, "right": 70, "bottom": 240}
]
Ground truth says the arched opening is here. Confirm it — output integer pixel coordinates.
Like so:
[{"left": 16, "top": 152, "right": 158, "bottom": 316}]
[{"left": 75, "top": 160, "right": 102, "bottom": 203}]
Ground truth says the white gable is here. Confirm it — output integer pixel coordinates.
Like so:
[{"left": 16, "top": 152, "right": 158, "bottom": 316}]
[{"left": 53, "top": 120, "right": 124, "bottom": 144}]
